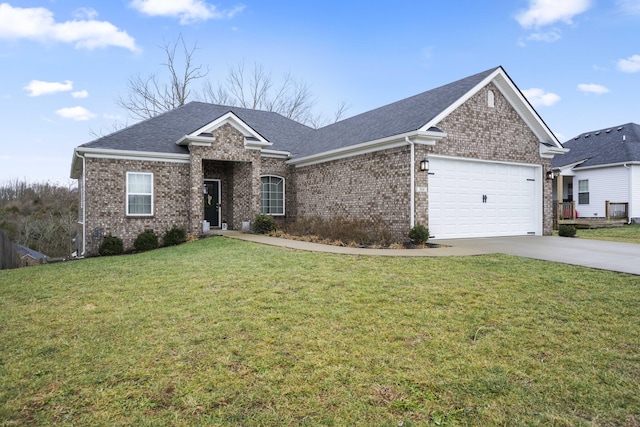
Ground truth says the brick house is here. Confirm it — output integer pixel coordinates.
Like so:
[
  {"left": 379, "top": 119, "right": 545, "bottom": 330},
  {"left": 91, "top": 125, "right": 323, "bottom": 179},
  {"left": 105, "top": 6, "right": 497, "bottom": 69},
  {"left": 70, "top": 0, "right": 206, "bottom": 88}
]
[{"left": 70, "top": 66, "right": 566, "bottom": 256}]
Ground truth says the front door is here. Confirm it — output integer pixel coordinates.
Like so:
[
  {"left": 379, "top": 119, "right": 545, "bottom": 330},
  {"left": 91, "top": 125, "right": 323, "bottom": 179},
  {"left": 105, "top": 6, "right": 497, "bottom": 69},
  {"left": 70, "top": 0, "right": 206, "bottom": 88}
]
[{"left": 204, "top": 180, "right": 221, "bottom": 227}]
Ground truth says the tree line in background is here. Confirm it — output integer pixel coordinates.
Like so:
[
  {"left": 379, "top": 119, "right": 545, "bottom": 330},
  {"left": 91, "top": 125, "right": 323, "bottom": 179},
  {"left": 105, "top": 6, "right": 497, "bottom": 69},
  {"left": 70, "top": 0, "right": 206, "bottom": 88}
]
[{"left": 0, "top": 179, "right": 78, "bottom": 263}]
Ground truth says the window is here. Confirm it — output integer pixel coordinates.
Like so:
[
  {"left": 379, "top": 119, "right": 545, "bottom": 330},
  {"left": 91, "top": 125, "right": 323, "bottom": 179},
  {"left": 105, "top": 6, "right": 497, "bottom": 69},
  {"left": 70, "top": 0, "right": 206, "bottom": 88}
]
[
  {"left": 127, "top": 172, "right": 153, "bottom": 215},
  {"left": 578, "top": 179, "right": 589, "bottom": 205},
  {"left": 260, "top": 175, "right": 284, "bottom": 215}
]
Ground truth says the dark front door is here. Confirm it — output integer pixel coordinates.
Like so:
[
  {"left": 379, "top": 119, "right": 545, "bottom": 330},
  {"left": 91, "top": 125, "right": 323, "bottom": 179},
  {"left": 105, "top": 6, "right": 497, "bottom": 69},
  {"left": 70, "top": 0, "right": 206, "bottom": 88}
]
[{"left": 204, "top": 180, "right": 220, "bottom": 227}]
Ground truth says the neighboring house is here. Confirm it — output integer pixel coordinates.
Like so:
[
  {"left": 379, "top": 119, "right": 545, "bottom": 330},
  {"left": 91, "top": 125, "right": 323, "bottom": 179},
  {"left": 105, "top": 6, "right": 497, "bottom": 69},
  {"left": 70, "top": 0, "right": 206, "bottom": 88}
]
[
  {"left": 13, "top": 243, "right": 49, "bottom": 267},
  {"left": 552, "top": 123, "right": 640, "bottom": 223},
  {"left": 70, "top": 66, "right": 566, "bottom": 256}
]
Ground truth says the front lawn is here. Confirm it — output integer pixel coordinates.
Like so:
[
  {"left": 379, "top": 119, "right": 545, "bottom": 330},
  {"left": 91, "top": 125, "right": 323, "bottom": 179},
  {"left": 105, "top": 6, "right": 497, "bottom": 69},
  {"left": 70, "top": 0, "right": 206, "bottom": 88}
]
[
  {"left": 577, "top": 224, "right": 640, "bottom": 244},
  {"left": 1, "top": 237, "right": 638, "bottom": 426}
]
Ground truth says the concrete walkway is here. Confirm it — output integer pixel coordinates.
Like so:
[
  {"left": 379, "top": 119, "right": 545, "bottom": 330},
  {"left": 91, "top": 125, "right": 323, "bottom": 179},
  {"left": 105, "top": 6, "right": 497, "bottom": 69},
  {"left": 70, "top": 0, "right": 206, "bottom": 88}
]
[{"left": 217, "top": 231, "right": 640, "bottom": 275}]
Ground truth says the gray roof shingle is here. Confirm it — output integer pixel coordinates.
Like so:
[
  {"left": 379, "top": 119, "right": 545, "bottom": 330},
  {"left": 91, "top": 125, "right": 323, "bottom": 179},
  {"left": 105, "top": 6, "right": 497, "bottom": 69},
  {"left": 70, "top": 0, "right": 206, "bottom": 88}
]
[
  {"left": 78, "top": 67, "right": 500, "bottom": 158},
  {"left": 79, "top": 103, "right": 315, "bottom": 154},
  {"left": 291, "top": 67, "right": 500, "bottom": 157},
  {"left": 553, "top": 123, "right": 640, "bottom": 168}
]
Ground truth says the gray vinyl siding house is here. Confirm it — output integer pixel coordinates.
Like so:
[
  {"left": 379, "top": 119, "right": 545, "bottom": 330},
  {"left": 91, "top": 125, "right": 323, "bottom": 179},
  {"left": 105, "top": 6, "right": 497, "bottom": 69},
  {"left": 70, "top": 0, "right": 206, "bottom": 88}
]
[
  {"left": 552, "top": 123, "right": 640, "bottom": 222},
  {"left": 70, "top": 66, "right": 566, "bottom": 255}
]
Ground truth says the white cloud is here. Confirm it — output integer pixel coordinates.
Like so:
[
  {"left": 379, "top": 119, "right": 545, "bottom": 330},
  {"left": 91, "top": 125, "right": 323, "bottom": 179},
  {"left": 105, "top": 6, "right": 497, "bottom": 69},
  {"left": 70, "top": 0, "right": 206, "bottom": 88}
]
[
  {"left": 522, "top": 88, "right": 561, "bottom": 107},
  {"left": 578, "top": 83, "right": 610, "bottom": 94},
  {"left": 72, "top": 90, "right": 89, "bottom": 99},
  {"left": 617, "top": 54, "right": 640, "bottom": 73},
  {"left": 130, "top": 0, "right": 245, "bottom": 25},
  {"left": 526, "top": 28, "right": 562, "bottom": 42},
  {"left": 516, "top": 0, "right": 591, "bottom": 28},
  {"left": 0, "top": 3, "right": 138, "bottom": 51},
  {"left": 24, "top": 80, "right": 73, "bottom": 97},
  {"left": 55, "top": 106, "right": 97, "bottom": 121}
]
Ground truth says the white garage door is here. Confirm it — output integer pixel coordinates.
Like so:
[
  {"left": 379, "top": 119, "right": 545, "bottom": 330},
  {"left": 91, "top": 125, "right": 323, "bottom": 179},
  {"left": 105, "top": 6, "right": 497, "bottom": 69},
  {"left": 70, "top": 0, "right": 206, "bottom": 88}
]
[{"left": 428, "top": 157, "right": 540, "bottom": 239}]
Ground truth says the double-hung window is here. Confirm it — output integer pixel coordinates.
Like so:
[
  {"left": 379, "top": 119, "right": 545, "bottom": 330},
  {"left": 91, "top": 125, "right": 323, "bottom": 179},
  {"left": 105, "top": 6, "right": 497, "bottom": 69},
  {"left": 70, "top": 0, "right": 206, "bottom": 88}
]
[
  {"left": 127, "top": 172, "right": 153, "bottom": 215},
  {"left": 260, "top": 175, "right": 284, "bottom": 215},
  {"left": 578, "top": 179, "right": 589, "bottom": 205}
]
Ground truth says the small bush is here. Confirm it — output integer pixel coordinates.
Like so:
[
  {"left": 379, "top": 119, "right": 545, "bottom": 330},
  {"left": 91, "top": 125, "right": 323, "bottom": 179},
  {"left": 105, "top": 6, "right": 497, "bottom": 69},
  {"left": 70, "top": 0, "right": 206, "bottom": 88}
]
[
  {"left": 253, "top": 214, "right": 277, "bottom": 234},
  {"left": 99, "top": 234, "right": 124, "bottom": 256},
  {"left": 408, "top": 224, "right": 429, "bottom": 244},
  {"left": 163, "top": 225, "right": 186, "bottom": 247},
  {"left": 558, "top": 225, "right": 577, "bottom": 237},
  {"left": 134, "top": 229, "right": 159, "bottom": 252}
]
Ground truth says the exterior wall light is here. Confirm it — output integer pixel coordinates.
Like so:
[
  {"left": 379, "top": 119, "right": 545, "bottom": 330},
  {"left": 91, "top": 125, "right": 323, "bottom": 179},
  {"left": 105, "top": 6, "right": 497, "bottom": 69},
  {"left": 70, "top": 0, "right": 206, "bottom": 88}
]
[
  {"left": 546, "top": 170, "right": 555, "bottom": 180},
  {"left": 420, "top": 159, "right": 429, "bottom": 172}
]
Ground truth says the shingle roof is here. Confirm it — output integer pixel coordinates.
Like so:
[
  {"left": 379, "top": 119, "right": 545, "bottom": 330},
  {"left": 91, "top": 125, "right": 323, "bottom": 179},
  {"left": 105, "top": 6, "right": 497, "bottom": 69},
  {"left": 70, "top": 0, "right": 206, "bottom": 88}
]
[
  {"left": 292, "top": 67, "right": 500, "bottom": 157},
  {"left": 79, "top": 67, "right": 502, "bottom": 158},
  {"left": 552, "top": 123, "right": 640, "bottom": 168},
  {"left": 13, "top": 243, "right": 48, "bottom": 259},
  {"left": 79, "top": 103, "right": 315, "bottom": 154}
]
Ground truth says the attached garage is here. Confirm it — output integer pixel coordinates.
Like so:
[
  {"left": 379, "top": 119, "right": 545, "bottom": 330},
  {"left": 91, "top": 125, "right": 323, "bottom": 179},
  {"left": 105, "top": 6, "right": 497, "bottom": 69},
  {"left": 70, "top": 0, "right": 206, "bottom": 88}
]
[{"left": 428, "top": 156, "right": 543, "bottom": 239}]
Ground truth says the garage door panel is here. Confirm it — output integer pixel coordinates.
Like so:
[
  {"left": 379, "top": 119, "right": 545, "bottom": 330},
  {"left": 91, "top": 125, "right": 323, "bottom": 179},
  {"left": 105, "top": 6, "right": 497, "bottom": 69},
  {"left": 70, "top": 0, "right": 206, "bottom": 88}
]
[{"left": 428, "top": 158, "right": 539, "bottom": 239}]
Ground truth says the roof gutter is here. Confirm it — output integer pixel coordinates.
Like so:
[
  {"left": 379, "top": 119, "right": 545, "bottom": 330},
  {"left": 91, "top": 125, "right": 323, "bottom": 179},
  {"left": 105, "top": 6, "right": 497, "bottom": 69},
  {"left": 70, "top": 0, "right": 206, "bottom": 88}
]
[{"left": 288, "top": 129, "right": 446, "bottom": 168}]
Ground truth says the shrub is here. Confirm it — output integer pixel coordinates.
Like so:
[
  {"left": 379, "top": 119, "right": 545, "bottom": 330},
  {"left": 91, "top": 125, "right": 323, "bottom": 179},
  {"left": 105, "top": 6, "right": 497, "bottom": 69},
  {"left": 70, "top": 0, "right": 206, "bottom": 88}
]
[
  {"left": 252, "top": 213, "right": 277, "bottom": 234},
  {"left": 99, "top": 234, "right": 124, "bottom": 256},
  {"left": 558, "top": 225, "right": 577, "bottom": 237},
  {"left": 408, "top": 224, "right": 429, "bottom": 244},
  {"left": 283, "top": 216, "right": 393, "bottom": 247},
  {"left": 162, "top": 225, "right": 186, "bottom": 247},
  {"left": 134, "top": 229, "right": 159, "bottom": 252}
]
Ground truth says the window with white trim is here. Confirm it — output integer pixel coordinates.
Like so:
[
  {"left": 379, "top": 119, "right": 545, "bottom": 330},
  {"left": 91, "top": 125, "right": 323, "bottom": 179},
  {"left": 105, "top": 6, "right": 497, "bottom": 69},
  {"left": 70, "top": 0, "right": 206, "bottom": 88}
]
[
  {"left": 126, "top": 172, "right": 153, "bottom": 215},
  {"left": 260, "top": 175, "right": 284, "bottom": 215},
  {"left": 578, "top": 179, "right": 589, "bottom": 205}
]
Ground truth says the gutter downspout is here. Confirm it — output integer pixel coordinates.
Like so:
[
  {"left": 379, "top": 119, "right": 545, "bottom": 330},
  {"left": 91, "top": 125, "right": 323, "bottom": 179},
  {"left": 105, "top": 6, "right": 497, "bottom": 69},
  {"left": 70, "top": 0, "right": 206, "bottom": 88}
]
[
  {"left": 624, "top": 164, "right": 632, "bottom": 224},
  {"left": 406, "top": 137, "right": 415, "bottom": 228},
  {"left": 74, "top": 150, "right": 86, "bottom": 256}
]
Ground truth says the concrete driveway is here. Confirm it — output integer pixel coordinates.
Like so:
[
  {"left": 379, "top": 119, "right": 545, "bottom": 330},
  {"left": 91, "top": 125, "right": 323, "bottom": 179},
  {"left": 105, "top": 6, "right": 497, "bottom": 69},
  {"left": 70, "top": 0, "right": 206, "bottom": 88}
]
[{"left": 433, "top": 236, "right": 640, "bottom": 275}]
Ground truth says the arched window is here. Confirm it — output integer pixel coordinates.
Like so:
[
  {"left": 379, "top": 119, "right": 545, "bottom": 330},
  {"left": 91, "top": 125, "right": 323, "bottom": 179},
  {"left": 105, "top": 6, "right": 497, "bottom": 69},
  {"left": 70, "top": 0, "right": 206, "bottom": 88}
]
[
  {"left": 488, "top": 90, "right": 495, "bottom": 108},
  {"left": 260, "top": 175, "right": 285, "bottom": 215}
]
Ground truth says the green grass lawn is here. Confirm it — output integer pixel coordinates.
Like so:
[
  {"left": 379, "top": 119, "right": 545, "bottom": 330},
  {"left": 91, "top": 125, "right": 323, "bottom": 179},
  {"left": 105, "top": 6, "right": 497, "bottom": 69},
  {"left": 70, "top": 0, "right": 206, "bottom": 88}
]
[
  {"left": 1, "top": 237, "right": 638, "bottom": 426},
  {"left": 576, "top": 224, "right": 640, "bottom": 244}
]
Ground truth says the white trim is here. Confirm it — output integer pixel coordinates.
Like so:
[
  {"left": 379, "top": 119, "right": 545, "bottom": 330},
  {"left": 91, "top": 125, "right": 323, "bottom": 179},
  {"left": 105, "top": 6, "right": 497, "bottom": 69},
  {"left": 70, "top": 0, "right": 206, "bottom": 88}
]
[
  {"left": 261, "top": 149, "right": 291, "bottom": 159},
  {"left": 126, "top": 172, "right": 154, "bottom": 217},
  {"left": 178, "top": 112, "right": 273, "bottom": 149},
  {"left": 288, "top": 129, "right": 445, "bottom": 168},
  {"left": 428, "top": 154, "right": 540, "bottom": 169},
  {"left": 260, "top": 174, "right": 286, "bottom": 216},
  {"left": 565, "top": 161, "right": 640, "bottom": 172},
  {"left": 175, "top": 135, "right": 215, "bottom": 146}
]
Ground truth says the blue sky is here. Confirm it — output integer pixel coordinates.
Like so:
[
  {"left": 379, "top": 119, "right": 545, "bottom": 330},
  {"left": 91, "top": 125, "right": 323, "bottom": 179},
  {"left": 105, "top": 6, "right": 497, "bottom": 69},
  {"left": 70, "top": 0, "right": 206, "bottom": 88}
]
[{"left": 1, "top": 0, "right": 639, "bottom": 184}]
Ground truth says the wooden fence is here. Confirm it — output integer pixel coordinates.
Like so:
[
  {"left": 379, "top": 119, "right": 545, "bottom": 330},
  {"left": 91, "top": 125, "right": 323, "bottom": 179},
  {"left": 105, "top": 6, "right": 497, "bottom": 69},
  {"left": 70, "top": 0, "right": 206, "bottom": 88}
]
[{"left": 0, "top": 230, "right": 18, "bottom": 270}]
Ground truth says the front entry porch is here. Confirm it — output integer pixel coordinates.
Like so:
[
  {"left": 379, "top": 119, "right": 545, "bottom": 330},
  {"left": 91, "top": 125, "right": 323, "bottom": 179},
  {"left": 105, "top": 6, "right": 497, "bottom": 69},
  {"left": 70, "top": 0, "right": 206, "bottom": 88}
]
[{"left": 194, "top": 159, "right": 261, "bottom": 234}]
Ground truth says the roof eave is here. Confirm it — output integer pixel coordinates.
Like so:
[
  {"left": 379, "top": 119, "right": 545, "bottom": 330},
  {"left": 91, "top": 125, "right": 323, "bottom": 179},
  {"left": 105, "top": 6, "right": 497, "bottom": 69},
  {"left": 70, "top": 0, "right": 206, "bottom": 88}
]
[{"left": 288, "top": 129, "right": 447, "bottom": 167}]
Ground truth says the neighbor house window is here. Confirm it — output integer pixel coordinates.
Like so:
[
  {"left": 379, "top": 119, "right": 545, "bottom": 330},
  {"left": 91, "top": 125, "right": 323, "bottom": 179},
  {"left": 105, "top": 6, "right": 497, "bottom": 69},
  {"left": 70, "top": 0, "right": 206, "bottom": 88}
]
[
  {"left": 578, "top": 179, "right": 589, "bottom": 205},
  {"left": 260, "top": 175, "right": 284, "bottom": 215},
  {"left": 126, "top": 172, "right": 153, "bottom": 215}
]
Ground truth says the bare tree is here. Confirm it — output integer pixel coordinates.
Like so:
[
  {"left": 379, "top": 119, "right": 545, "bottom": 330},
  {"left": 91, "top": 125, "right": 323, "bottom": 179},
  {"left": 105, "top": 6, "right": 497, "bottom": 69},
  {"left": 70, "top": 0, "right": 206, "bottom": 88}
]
[
  {"left": 117, "top": 35, "right": 208, "bottom": 121},
  {"left": 118, "top": 36, "right": 348, "bottom": 127}
]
